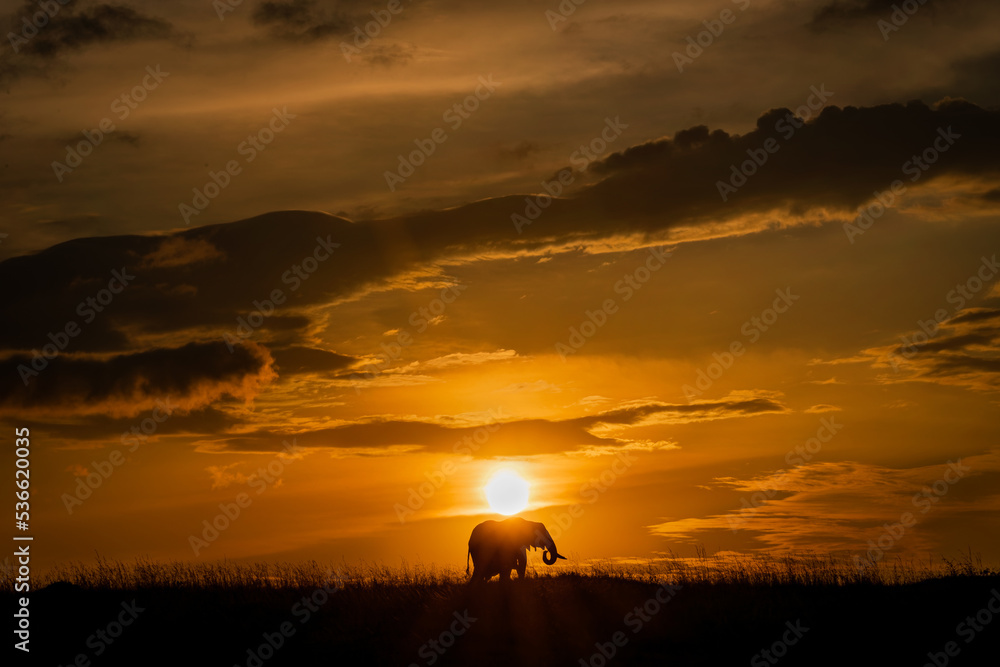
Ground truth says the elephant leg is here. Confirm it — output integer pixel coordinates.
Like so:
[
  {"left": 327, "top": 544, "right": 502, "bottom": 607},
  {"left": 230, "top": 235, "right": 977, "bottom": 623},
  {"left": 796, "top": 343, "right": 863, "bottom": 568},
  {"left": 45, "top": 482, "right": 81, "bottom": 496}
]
[{"left": 516, "top": 554, "right": 526, "bottom": 579}]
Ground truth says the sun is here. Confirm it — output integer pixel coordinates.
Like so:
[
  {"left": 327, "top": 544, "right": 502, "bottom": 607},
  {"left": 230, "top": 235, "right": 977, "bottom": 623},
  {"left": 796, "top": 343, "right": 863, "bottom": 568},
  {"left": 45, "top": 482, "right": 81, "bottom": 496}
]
[{"left": 484, "top": 470, "right": 530, "bottom": 515}]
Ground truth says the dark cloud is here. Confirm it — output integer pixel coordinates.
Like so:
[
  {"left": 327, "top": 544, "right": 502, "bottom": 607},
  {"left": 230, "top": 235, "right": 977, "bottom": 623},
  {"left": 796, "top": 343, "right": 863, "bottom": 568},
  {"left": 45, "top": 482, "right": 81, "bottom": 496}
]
[
  {"left": 0, "top": 341, "right": 275, "bottom": 417},
  {"left": 896, "top": 332, "right": 994, "bottom": 354},
  {"left": 876, "top": 303, "right": 1000, "bottom": 391},
  {"left": 251, "top": 0, "right": 355, "bottom": 41},
  {"left": 202, "top": 395, "right": 787, "bottom": 456},
  {"left": 926, "top": 355, "right": 1000, "bottom": 376},
  {"left": 594, "top": 397, "right": 787, "bottom": 424},
  {"left": 947, "top": 308, "right": 1000, "bottom": 325},
  {"left": 582, "top": 99, "right": 1000, "bottom": 228},
  {"left": 811, "top": 0, "right": 908, "bottom": 24},
  {"left": 2, "top": 1, "right": 181, "bottom": 85},
  {"left": 2, "top": 103, "right": 998, "bottom": 347},
  {"left": 0, "top": 213, "right": 349, "bottom": 353},
  {"left": 17, "top": 407, "right": 241, "bottom": 442},
  {"left": 271, "top": 345, "right": 357, "bottom": 375},
  {"left": 809, "top": 0, "right": 961, "bottom": 28},
  {"left": 2, "top": 99, "right": 999, "bottom": 418},
  {"left": 650, "top": 453, "right": 1000, "bottom": 552}
]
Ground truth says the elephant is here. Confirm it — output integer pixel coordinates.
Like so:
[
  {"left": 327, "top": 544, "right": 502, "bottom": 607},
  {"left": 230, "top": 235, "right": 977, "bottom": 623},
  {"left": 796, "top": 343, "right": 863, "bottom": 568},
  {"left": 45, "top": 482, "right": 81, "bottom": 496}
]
[{"left": 466, "top": 517, "right": 566, "bottom": 583}]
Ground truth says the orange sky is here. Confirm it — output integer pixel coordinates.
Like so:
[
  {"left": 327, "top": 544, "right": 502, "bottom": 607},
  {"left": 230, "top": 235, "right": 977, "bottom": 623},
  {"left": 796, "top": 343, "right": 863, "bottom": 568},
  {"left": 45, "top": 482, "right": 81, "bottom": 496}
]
[{"left": 1, "top": 0, "right": 1000, "bottom": 575}]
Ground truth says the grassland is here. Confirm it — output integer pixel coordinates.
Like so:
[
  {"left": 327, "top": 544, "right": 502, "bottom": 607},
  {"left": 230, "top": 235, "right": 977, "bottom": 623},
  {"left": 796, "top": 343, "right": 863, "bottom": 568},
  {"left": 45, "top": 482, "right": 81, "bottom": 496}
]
[{"left": 6, "top": 552, "right": 999, "bottom": 666}]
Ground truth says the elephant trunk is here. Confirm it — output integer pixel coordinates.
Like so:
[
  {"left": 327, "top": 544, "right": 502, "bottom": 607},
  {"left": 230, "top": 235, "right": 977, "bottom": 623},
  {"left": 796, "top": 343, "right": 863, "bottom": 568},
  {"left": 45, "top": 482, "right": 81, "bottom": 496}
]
[
  {"left": 542, "top": 543, "right": 567, "bottom": 565},
  {"left": 533, "top": 524, "right": 568, "bottom": 565}
]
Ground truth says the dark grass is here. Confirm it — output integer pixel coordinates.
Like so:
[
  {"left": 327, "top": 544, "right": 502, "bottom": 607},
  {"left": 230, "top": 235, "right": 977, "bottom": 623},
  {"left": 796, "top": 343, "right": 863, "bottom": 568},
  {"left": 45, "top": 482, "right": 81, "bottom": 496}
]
[{"left": 7, "top": 554, "right": 1000, "bottom": 666}]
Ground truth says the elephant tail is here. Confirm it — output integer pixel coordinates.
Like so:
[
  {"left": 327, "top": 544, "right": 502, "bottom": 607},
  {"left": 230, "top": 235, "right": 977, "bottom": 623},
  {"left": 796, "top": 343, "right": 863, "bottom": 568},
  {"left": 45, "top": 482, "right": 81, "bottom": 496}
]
[{"left": 466, "top": 545, "right": 470, "bottom": 575}]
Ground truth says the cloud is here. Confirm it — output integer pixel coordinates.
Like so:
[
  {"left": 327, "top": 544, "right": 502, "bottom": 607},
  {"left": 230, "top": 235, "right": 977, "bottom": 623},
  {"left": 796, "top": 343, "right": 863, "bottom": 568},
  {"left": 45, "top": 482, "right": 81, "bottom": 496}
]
[
  {"left": 5, "top": 100, "right": 999, "bottom": 356},
  {"left": 0, "top": 341, "right": 275, "bottom": 417},
  {"left": 948, "top": 307, "right": 1000, "bottom": 325},
  {"left": 198, "top": 392, "right": 786, "bottom": 456},
  {"left": 271, "top": 345, "right": 356, "bottom": 375},
  {"left": 138, "top": 237, "right": 226, "bottom": 269},
  {"left": 809, "top": 0, "right": 959, "bottom": 28},
  {"left": 861, "top": 300, "right": 1000, "bottom": 391},
  {"left": 206, "top": 463, "right": 252, "bottom": 490},
  {"left": 2, "top": 2, "right": 182, "bottom": 85},
  {"left": 582, "top": 99, "right": 1000, "bottom": 236},
  {"left": 650, "top": 451, "right": 1000, "bottom": 555},
  {"left": 251, "top": 0, "right": 356, "bottom": 41},
  {"left": 403, "top": 349, "right": 518, "bottom": 371},
  {"left": 811, "top": 0, "right": 904, "bottom": 25},
  {"left": 17, "top": 406, "right": 240, "bottom": 443},
  {"left": 804, "top": 404, "right": 841, "bottom": 413},
  {"left": 592, "top": 393, "right": 788, "bottom": 426},
  {"left": 66, "top": 463, "right": 89, "bottom": 477},
  {"left": 3, "top": 100, "right": 999, "bottom": 421}
]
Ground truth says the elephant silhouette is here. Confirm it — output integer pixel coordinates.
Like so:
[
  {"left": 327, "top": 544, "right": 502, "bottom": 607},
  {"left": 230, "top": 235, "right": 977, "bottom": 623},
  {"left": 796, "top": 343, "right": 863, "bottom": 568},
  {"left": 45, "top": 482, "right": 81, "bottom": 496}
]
[{"left": 466, "top": 517, "right": 566, "bottom": 583}]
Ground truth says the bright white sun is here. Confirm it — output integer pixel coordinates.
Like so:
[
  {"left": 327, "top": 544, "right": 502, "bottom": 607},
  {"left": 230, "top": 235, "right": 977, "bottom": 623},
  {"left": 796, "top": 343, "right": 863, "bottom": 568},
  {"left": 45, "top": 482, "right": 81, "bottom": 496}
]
[{"left": 484, "top": 470, "right": 530, "bottom": 515}]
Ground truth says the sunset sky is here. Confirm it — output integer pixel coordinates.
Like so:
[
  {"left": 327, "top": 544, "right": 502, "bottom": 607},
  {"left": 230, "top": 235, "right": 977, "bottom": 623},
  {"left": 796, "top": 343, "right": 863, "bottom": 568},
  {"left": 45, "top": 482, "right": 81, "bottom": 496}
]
[{"left": 2, "top": 0, "right": 1000, "bottom": 574}]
